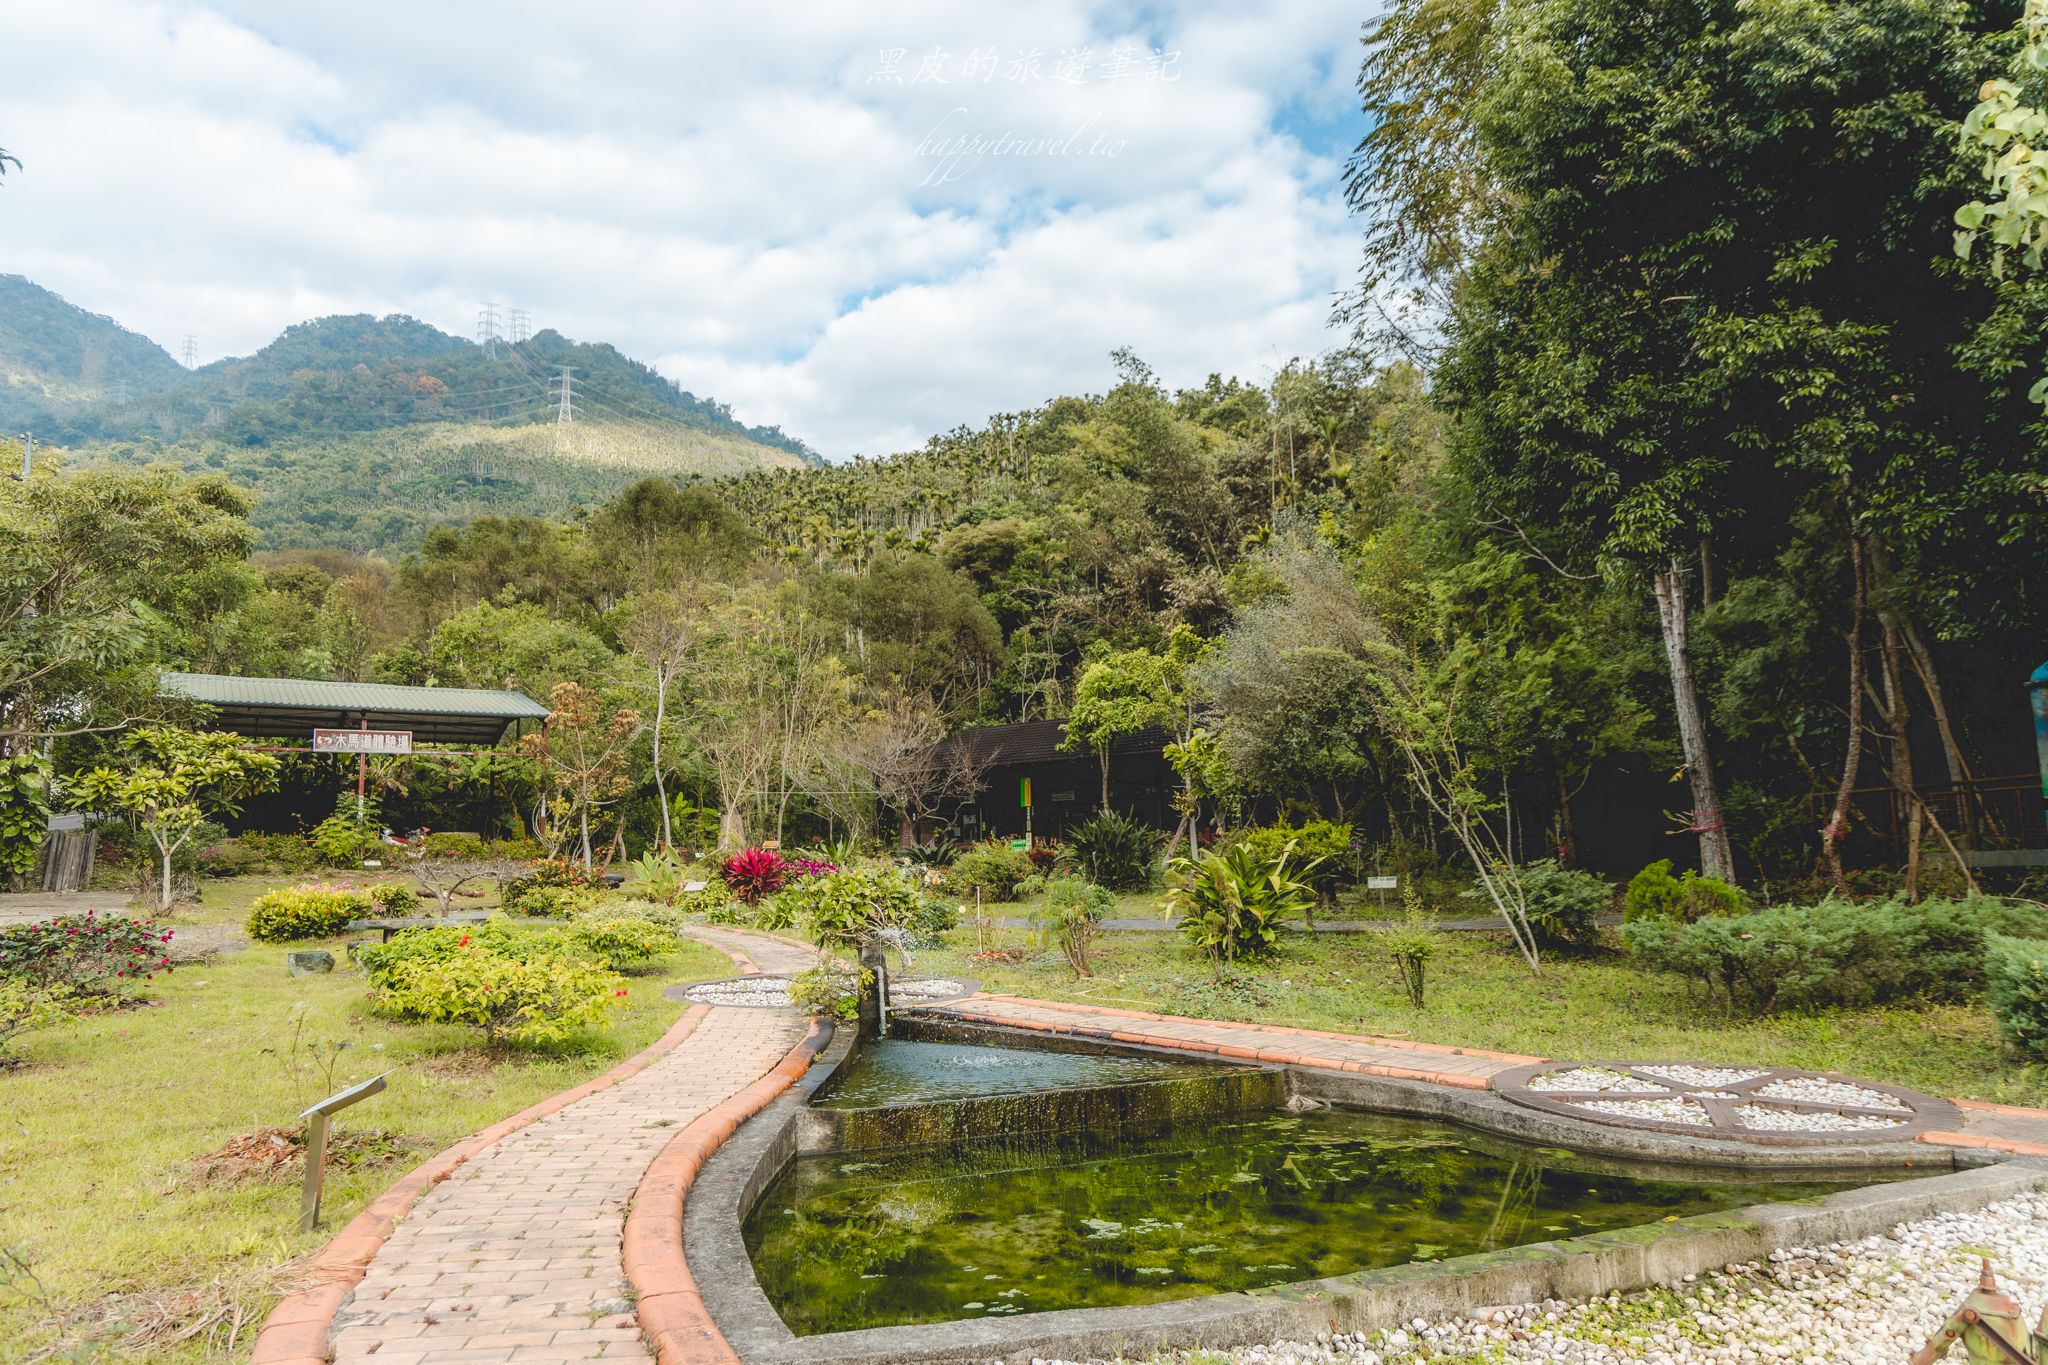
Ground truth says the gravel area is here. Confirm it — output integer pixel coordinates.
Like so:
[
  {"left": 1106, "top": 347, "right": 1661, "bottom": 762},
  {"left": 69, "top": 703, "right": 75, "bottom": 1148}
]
[
  {"left": 1071, "top": 1190, "right": 2048, "bottom": 1365},
  {"left": 1754, "top": 1077, "right": 1909, "bottom": 1112},
  {"left": 1635, "top": 1064, "right": 1769, "bottom": 1088},
  {"left": 1734, "top": 1105, "right": 1905, "bottom": 1134},
  {"left": 1571, "top": 1097, "right": 1712, "bottom": 1126},
  {"left": 679, "top": 975, "right": 797, "bottom": 1007},
  {"left": 1529, "top": 1066, "right": 1666, "bottom": 1095}
]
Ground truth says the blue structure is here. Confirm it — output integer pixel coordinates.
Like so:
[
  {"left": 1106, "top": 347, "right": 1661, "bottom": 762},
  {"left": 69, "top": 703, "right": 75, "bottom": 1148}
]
[{"left": 2034, "top": 661, "right": 2048, "bottom": 835}]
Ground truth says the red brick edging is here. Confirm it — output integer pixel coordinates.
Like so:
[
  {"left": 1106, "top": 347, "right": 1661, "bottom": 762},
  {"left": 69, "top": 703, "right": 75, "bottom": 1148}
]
[
  {"left": 624, "top": 1019, "right": 830, "bottom": 1365},
  {"left": 249, "top": 1003, "right": 719, "bottom": 1365}
]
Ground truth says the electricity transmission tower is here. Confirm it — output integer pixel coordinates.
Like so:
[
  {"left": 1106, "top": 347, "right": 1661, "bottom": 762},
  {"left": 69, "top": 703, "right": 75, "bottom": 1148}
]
[
  {"left": 109, "top": 379, "right": 130, "bottom": 405},
  {"left": 180, "top": 336, "right": 198, "bottom": 368},
  {"left": 476, "top": 303, "right": 503, "bottom": 355},
  {"left": 555, "top": 366, "right": 578, "bottom": 425},
  {"left": 508, "top": 308, "right": 531, "bottom": 343}
]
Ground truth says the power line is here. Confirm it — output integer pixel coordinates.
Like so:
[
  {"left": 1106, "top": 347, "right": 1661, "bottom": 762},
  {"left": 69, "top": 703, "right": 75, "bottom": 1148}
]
[
  {"left": 180, "top": 336, "right": 198, "bottom": 369},
  {"left": 508, "top": 308, "right": 531, "bottom": 344}
]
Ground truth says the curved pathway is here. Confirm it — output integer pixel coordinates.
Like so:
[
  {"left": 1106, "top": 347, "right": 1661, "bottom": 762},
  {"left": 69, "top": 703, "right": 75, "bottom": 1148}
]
[{"left": 258, "top": 927, "right": 815, "bottom": 1365}]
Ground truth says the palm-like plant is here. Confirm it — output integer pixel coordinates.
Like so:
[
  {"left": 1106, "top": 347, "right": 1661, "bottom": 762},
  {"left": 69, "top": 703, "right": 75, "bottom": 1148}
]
[{"left": 1164, "top": 841, "right": 1322, "bottom": 964}]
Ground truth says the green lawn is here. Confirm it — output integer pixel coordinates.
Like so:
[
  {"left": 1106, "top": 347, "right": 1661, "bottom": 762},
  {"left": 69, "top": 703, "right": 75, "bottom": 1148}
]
[
  {"left": 0, "top": 875, "right": 732, "bottom": 1364},
  {"left": 919, "top": 898, "right": 2048, "bottom": 1110}
]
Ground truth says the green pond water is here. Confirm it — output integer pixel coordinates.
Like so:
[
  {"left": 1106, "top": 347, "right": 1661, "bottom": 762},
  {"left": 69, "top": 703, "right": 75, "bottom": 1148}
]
[
  {"left": 746, "top": 1110, "right": 1876, "bottom": 1335},
  {"left": 815, "top": 1039, "right": 1230, "bottom": 1109}
]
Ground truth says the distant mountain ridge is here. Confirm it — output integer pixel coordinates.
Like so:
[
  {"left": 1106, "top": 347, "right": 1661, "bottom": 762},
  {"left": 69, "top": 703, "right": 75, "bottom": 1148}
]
[{"left": 0, "top": 274, "right": 818, "bottom": 461}]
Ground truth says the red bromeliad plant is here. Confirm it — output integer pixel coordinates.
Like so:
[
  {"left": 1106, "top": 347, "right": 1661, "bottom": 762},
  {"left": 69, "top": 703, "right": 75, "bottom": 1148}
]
[{"left": 720, "top": 847, "right": 787, "bottom": 904}]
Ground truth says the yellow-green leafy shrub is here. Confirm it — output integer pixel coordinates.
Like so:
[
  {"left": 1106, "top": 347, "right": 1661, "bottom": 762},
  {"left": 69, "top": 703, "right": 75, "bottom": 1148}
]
[
  {"left": 564, "top": 915, "right": 676, "bottom": 968},
  {"left": 246, "top": 885, "right": 367, "bottom": 942}
]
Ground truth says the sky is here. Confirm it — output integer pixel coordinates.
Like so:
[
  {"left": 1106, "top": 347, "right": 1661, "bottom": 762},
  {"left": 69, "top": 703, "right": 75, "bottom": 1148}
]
[{"left": 0, "top": 2, "right": 1370, "bottom": 458}]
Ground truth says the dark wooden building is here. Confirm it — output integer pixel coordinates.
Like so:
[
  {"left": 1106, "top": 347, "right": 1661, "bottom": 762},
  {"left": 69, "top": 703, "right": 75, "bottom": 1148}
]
[{"left": 922, "top": 719, "right": 1176, "bottom": 843}]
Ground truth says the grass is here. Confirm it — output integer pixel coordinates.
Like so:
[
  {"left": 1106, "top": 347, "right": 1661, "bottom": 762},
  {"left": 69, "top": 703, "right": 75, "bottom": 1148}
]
[
  {"left": 918, "top": 889, "right": 2048, "bottom": 1111},
  {"left": 0, "top": 875, "right": 733, "bottom": 1364}
]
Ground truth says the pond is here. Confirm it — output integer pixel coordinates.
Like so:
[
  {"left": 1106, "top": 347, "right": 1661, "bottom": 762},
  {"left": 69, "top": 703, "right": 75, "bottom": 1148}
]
[
  {"left": 814, "top": 1038, "right": 1234, "bottom": 1109},
  {"left": 745, "top": 1109, "right": 1878, "bottom": 1335}
]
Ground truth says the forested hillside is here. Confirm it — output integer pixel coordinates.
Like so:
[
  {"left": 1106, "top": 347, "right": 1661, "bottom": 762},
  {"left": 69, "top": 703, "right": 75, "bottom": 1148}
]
[{"left": 0, "top": 277, "right": 816, "bottom": 551}]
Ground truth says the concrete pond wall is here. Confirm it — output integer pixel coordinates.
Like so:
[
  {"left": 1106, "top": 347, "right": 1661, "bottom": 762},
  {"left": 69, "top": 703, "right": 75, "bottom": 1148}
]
[{"left": 686, "top": 1014, "right": 2046, "bottom": 1365}]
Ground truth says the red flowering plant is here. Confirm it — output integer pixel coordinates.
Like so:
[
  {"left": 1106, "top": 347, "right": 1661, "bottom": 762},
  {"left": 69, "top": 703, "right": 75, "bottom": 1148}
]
[
  {"left": 719, "top": 847, "right": 787, "bottom": 905},
  {"left": 0, "top": 910, "right": 175, "bottom": 999},
  {"left": 784, "top": 857, "right": 838, "bottom": 882}
]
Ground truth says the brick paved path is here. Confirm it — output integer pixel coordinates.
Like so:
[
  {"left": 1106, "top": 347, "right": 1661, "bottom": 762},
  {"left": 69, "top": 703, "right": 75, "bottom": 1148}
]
[
  {"left": 677, "top": 924, "right": 817, "bottom": 975},
  {"left": 327, "top": 1006, "right": 804, "bottom": 1365}
]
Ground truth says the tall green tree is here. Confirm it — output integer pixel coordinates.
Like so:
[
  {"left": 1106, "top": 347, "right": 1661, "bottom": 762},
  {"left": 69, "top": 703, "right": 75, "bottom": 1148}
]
[{"left": 1416, "top": 0, "right": 2021, "bottom": 880}]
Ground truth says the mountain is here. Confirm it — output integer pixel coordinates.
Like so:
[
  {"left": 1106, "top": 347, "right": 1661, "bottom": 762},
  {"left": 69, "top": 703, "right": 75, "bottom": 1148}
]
[
  {"left": 0, "top": 276, "right": 821, "bottom": 554},
  {"left": 0, "top": 273, "right": 187, "bottom": 423}
]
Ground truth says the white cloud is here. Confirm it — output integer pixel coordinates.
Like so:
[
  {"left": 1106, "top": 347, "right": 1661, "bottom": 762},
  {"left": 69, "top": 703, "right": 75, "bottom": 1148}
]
[{"left": 0, "top": 0, "right": 1366, "bottom": 456}]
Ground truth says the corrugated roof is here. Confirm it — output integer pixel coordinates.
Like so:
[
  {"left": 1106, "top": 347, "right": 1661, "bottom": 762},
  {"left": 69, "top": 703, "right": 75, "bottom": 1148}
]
[{"left": 161, "top": 673, "right": 549, "bottom": 718}]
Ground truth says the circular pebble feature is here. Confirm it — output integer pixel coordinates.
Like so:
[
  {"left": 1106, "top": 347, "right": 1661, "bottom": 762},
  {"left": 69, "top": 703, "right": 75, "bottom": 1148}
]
[{"left": 1492, "top": 1059, "right": 1960, "bottom": 1144}]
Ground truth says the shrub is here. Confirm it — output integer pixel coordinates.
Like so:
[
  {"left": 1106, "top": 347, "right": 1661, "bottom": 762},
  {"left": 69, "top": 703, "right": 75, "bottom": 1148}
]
[
  {"left": 1624, "top": 895, "right": 2048, "bottom": 1014},
  {"left": 1988, "top": 935, "right": 2048, "bottom": 1058},
  {"left": 0, "top": 911, "right": 176, "bottom": 995},
  {"left": 949, "top": 843, "right": 1033, "bottom": 901},
  {"left": 1512, "top": 860, "right": 1611, "bottom": 947},
  {"left": 903, "top": 836, "right": 959, "bottom": 867},
  {"left": 246, "top": 885, "right": 366, "bottom": 942},
  {"left": 1165, "top": 842, "right": 1320, "bottom": 963},
  {"left": 421, "top": 832, "right": 487, "bottom": 860},
  {"left": 485, "top": 837, "right": 544, "bottom": 861},
  {"left": 1033, "top": 879, "right": 1112, "bottom": 977},
  {"left": 370, "top": 941, "right": 625, "bottom": 1048},
  {"left": 786, "top": 963, "right": 870, "bottom": 1022},
  {"left": 1237, "top": 820, "right": 1353, "bottom": 900},
  {"left": 359, "top": 882, "right": 421, "bottom": 916},
  {"left": 357, "top": 921, "right": 544, "bottom": 987},
  {"left": 502, "top": 857, "right": 597, "bottom": 901},
  {"left": 1623, "top": 859, "right": 1744, "bottom": 922},
  {"left": 600, "top": 897, "right": 693, "bottom": 934},
  {"left": 0, "top": 978, "right": 71, "bottom": 1062},
  {"left": 1058, "top": 811, "right": 1164, "bottom": 891},
  {"left": 908, "top": 896, "right": 960, "bottom": 946},
  {"left": 1377, "top": 899, "right": 1438, "bottom": 1009},
  {"left": 720, "top": 847, "right": 787, "bottom": 905},
  {"left": 784, "top": 856, "right": 839, "bottom": 882},
  {"left": 565, "top": 915, "right": 676, "bottom": 969},
  {"left": 310, "top": 816, "right": 380, "bottom": 866},
  {"left": 778, "top": 867, "right": 924, "bottom": 953},
  {"left": 511, "top": 884, "right": 601, "bottom": 918},
  {"left": 1024, "top": 843, "right": 1058, "bottom": 874},
  {"left": 195, "top": 837, "right": 264, "bottom": 877},
  {"left": 625, "top": 849, "right": 684, "bottom": 904},
  {"left": 687, "top": 879, "right": 742, "bottom": 924}
]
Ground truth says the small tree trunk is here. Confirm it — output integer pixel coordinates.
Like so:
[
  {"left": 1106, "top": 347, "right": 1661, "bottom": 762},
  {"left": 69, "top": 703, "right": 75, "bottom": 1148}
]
[
  {"left": 1099, "top": 750, "right": 1111, "bottom": 811},
  {"left": 1649, "top": 559, "right": 1737, "bottom": 881},
  {"left": 652, "top": 666, "right": 673, "bottom": 853},
  {"left": 720, "top": 799, "right": 745, "bottom": 849},
  {"left": 579, "top": 807, "right": 594, "bottom": 870},
  {"left": 158, "top": 840, "right": 175, "bottom": 913},
  {"left": 1822, "top": 536, "right": 1867, "bottom": 890}
]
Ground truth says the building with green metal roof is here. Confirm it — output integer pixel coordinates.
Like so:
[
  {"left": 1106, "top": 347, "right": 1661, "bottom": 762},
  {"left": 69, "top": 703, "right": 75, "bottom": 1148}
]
[{"left": 158, "top": 673, "right": 549, "bottom": 746}]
